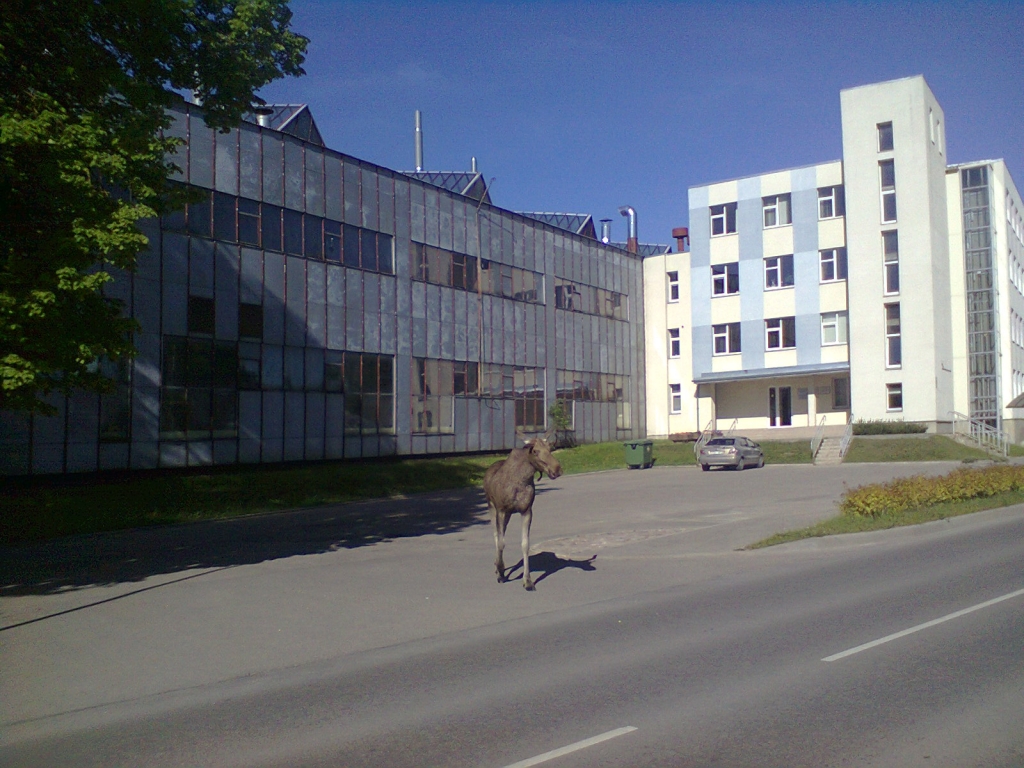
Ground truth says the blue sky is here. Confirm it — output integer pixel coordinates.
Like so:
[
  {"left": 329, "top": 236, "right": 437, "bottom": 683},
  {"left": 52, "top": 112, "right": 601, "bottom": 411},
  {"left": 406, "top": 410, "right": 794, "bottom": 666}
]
[{"left": 258, "top": 1, "right": 1024, "bottom": 249}]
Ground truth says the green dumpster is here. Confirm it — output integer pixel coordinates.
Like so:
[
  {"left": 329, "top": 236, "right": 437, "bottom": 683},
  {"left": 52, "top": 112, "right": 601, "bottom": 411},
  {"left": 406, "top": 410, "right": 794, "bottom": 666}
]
[{"left": 624, "top": 439, "right": 654, "bottom": 469}]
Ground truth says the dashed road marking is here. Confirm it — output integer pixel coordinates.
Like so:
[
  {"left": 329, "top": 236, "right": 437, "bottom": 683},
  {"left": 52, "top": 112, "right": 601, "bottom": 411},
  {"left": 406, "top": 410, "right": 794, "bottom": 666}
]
[{"left": 502, "top": 726, "right": 638, "bottom": 768}]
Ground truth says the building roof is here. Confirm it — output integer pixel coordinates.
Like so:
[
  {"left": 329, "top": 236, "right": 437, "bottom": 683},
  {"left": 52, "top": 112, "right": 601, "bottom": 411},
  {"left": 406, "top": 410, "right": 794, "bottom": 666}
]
[
  {"left": 517, "top": 212, "right": 597, "bottom": 239},
  {"left": 612, "top": 242, "right": 673, "bottom": 257},
  {"left": 403, "top": 171, "right": 491, "bottom": 205},
  {"left": 694, "top": 361, "right": 850, "bottom": 384},
  {"left": 245, "top": 104, "right": 324, "bottom": 146}
]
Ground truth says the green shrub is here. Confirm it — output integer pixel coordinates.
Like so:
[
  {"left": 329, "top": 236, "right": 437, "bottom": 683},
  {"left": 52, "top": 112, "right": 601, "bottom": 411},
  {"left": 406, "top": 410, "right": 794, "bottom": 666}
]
[
  {"left": 853, "top": 419, "right": 928, "bottom": 435},
  {"left": 840, "top": 464, "right": 1024, "bottom": 517}
]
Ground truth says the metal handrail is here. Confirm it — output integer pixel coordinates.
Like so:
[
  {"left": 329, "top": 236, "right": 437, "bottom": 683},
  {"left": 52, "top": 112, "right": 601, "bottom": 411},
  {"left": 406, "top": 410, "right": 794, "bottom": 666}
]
[
  {"left": 839, "top": 415, "right": 854, "bottom": 458},
  {"left": 949, "top": 411, "right": 1009, "bottom": 456},
  {"left": 723, "top": 418, "right": 738, "bottom": 437},
  {"left": 810, "top": 415, "right": 827, "bottom": 459},
  {"left": 694, "top": 416, "right": 716, "bottom": 457}
]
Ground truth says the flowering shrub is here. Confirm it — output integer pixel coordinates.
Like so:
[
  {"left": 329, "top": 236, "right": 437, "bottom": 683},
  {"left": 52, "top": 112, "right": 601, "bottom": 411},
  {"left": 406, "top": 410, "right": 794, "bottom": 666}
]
[{"left": 840, "top": 464, "right": 1024, "bottom": 517}]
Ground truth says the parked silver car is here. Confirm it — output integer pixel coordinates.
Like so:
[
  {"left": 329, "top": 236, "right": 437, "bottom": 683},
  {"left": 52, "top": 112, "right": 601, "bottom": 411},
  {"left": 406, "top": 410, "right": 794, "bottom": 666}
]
[{"left": 698, "top": 436, "right": 765, "bottom": 471}]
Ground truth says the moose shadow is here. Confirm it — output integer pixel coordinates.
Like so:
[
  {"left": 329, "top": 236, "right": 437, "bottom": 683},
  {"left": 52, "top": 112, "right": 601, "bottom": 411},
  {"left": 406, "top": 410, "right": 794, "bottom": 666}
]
[
  {"left": 502, "top": 550, "right": 597, "bottom": 587},
  {"left": 0, "top": 487, "right": 492, "bottom": 597}
]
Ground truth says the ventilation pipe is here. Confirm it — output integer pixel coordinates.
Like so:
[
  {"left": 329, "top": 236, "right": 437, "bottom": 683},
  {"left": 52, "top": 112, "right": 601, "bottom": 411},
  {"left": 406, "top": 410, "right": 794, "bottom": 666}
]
[
  {"left": 253, "top": 106, "right": 274, "bottom": 128},
  {"left": 672, "top": 226, "right": 690, "bottom": 252},
  {"left": 415, "top": 110, "right": 424, "bottom": 172},
  {"left": 471, "top": 157, "right": 478, "bottom": 173},
  {"left": 600, "top": 219, "right": 612, "bottom": 244},
  {"left": 619, "top": 206, "right": 638, "bottom": 254}
]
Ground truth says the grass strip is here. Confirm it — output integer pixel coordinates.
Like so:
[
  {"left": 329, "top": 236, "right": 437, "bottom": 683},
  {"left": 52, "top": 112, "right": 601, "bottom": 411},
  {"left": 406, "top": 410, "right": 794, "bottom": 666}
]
[
  {"left": 748, "top": 489, "right": 1024, "bottom": 549},
  {"left": 843, "top": 436, "right": 991, "bottom": 463}
]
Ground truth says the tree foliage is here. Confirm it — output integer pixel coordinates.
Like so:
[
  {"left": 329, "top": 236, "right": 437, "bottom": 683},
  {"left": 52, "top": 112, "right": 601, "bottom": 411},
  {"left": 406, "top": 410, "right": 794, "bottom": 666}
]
[{"left": 0, "top": 0, "right": 307, "bottom": 413}]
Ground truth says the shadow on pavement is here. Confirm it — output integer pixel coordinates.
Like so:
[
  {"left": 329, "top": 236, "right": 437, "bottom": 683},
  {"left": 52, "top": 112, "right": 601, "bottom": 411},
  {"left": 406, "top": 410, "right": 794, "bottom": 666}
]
[
  {"left": 505, "top": 550, "right": 598, "bottom": 586},
  {"left": 0, "top": 488, "right": 491, "bottom": 596}
]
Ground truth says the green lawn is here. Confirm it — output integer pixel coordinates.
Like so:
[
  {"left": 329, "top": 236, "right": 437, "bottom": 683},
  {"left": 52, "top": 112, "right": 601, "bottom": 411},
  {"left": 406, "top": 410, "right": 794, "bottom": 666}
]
[
  {"left": 749, "top": 489, "right": 1024, "bottom": 549},
  {"left": 0, "top": 434, "right": 1010, "bottom": 545},
  {"left": 843, "top": 435, "right": 992, "bottom": 463}
]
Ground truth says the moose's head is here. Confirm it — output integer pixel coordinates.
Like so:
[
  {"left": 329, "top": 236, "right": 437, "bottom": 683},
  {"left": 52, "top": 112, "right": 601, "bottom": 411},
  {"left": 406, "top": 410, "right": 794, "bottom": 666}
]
[{"left": 517, "top": 428, "right": 563, "bottom": 480}]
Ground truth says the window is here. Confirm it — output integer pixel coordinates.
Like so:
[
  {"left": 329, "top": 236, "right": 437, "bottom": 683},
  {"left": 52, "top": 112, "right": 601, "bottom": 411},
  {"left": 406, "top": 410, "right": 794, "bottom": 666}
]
[
  {"left": 819, "top": 248, "right": 848, "bottom": 282},
  {"left": 556, "top": 369, "right": 629, "bottom": 406},
  {"left": 98, "top": 357, "right": 131, "bottom": 442},
  {"left": 882, "top": 230, "right": 899, "bottom": 294},
  {"left": 763, "top": 194, "right": 792, "bottom": 228},
  {"left": 818, "top": 186, "right": 845, "bottom": 219},
  {"left": 764, "top": 254, "right": 794, "bottom": 289},
  {"left": 887, "top": 382, "right": 903, "bottom": 411},
  {"left": 553, "top": 278, "right": 625, "bottom": 319},
  {"left": 713, "top": 323, "right": 741, "bottom": 355},
  {"left": 710, "top": 202, "right": 737, "bottom": 236},
  {"left": 327, "top": 352, "right": 394, "bottom": 434},
  {"left": 187, "top": 296, "right": 215, "bottom": 336},
  {"left": 712, "top": 262, "right": 740, "bottom": 296},
  {"left": 238, "top": 198, "right": 260, "bottom": 245},
  {"left": 413, "top": 241, "right": 543, "bottom": 304},
  {"left": 880, "top": 160, "right": 897, "bottom": 222},
  {"left": 238, "top": 303, "right": 263, "bottom": 340},
  {"left": 668, "top": 328, "right": 681, "bottom": 358},
  {"left": 766, "top": 316, "right": 796, "bottom": 349},
  {"left": 670, "top": 384, "right": 682, "bottom": 414},
  {"left": 885, "top": 303, "right": 901, "bottom": 367},
  {"left": 878, "top": 122, "right": 894, "bottom": 152},
  {"left": 411, "top": 358, "right": 456, "bottom": 434},
  {"left": 832, "top": 377, "right": 850, "bottom": 409},
  {"left": 160, "top": 336, "right": 238, "bottom": 439},
  {"left": 667, "top": 271, "right": 679, "bottom": 302},
  {"left": 821, "top": 311, "right": 848, "bottom": 345}
]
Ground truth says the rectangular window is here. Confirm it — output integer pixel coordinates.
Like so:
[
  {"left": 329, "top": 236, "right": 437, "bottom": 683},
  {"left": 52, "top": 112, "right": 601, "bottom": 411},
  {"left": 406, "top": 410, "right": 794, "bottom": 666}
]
[
  {"left": 818, "top": 186, "right": 845, "bottom": 219},
  {"left": 819, "top": 248, "right": 848, "bottom": 282},
  {"left": 668, "top": 328, "right": 681, "bottom": 358},
  {"left": 304, "top": 215, "right": 323, "bottom": 260},
  {"left": 821, "top": 311, "right": 848, "bottom": 345},
  {"left": 766, "top": 316, "right": 796, "bottom": 349},
  {"left": 762, "top": 194, "right": 792, "bottom": 228},
  {"left": 238, "top": 302, "right": 263, "bottom": 340},
  {"left": 342, "top": 352, "right": 395, "bottom": 434},
  {"left": 670, "top": 383, "right": 682, "bottom": 414},
  {"left": 213, "top": 191, "right": 237, "bottom": 241},
  {"left": 238, "top": 198, "right": 261, "bottom": 245},
  {"left": 887, "top": 382, "right": 903, "bottom": 411},
  {"left": 764, "top": 254, "right": 794, "bottom": 289},
  {"left": 713, "top": 322, "right": 741, "bottom": 355},
  {"left": 667, "top": 271, "right": 679, "bottom": 302},
  {"left": 712, "top": 262, "right": 740, "bottom": 296},
  {"left": 187, "top": 296, "right": 215, "bottom": 336},
  {"left": 883, "top": 230, "right": 899, "bottom": 294},
  {"left": 832, "top": 377, "right": 850, "bottom": 409},
  {"left": 878, "top": 122, "right": 894, "bottom": 152},
  {"left": 885, "top": 303, "right": 902, "bottom": 367},
  {"left": 710, "top": 202, "right": 737, "bottom": 236},
  {"left": 261, "top": 204, "right": 282, "bottom": 252},
  {"left": 160, "top": 335, "right": 238, "bottom": 439},
  {"left": 187, "top": 190, "right": 212, "bottom": 237},
  {"left": 324, "top": 220, "right": 341, "bottom": 262},
  {"left": 880, "top": 159, "right": 897, "bottom": 222},
  {"left": 283, "top": 208, "right": 303, "bottom": 255}
]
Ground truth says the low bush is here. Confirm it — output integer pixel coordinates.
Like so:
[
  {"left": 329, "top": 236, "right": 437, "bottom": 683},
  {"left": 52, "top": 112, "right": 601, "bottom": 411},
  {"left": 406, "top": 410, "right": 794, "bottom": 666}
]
[
  {"left": 852, "top": 419, "right": 928, "bottom": 435},
  {"left": 840, "top": 463, "right": 1024, "bottom": 517}
]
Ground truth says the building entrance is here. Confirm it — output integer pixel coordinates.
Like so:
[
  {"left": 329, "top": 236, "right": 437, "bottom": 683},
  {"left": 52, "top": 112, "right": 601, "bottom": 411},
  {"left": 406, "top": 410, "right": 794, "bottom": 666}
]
[{"left": 769, "top": 386, "right": 792, "bottom": 427}]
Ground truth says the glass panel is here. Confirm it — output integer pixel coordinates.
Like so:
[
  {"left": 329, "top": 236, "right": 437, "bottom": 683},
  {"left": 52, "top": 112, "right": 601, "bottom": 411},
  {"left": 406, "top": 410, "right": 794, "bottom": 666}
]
[
  {"left": 283, "top": 208, "right": 303, "bottom": 255},
  {"left": 261, "top": 204, "right": 282, "bottom": 252},
  {"left": 344, "top": 224, "right": 360, "bottom": 268},
  {"left": 304, "top": 215, "right": 323, "bottom": 259},
  {"left": 361, "top": 229, "right": 377, "bottom": 271},
  {"left": 238, "top": 198, "right": 260, "bottom": 245}
]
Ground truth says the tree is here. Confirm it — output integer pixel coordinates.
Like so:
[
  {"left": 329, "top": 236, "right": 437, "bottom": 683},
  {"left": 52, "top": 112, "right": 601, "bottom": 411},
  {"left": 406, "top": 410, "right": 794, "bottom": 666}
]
[{"left": 0, "top": 0, "right": 308, "bottom": 413}]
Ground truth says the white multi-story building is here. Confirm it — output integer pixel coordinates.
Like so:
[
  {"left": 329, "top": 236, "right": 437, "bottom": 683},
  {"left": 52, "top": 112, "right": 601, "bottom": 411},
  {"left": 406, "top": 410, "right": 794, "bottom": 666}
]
[{"left": 646, "top": 75, "right": 1024, "bottom": 443}]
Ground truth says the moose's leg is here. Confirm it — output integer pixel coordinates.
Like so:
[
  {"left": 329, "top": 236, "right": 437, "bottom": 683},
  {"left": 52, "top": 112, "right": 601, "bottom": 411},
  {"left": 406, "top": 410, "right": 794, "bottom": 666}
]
[
  {"left": 494, "top": 509, "right": 510, "bottom": 583},
  {"left": 521, "top": 507, "right": 535, "bottom": 591}
]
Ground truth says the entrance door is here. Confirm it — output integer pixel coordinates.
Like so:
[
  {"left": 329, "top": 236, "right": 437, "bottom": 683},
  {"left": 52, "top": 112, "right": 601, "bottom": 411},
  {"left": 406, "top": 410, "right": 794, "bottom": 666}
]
[{"left": 769, "top": 386, "right": 792, "bottom": 427}]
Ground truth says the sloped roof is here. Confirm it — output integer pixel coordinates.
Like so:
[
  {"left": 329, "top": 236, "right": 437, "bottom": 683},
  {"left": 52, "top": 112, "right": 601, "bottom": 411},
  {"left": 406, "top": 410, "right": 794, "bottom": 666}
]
[
  {"left": 404, "top": 171, "right": 491, "bottom": 205},
  {"left": 517, "top": 212, "right": 596, "bottom": 239},
  {"left": 245, "top": 104, "right": 324, "bottom": 146},
  {"left": 610, "top": 242, "right": 673, "bottom": 257}
]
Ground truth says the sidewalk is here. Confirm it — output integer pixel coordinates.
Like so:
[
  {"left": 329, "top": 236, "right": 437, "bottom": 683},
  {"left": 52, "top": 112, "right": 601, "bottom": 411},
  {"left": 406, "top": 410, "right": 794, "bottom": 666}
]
[{"left": 0, "top": 461, "right": 973, "bottom": 732}]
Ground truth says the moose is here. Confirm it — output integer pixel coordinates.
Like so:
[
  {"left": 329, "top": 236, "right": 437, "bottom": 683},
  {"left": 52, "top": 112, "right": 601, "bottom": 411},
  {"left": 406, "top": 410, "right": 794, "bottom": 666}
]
[{"left": 483, "top": 428, "right": 563, "bottom": 590}]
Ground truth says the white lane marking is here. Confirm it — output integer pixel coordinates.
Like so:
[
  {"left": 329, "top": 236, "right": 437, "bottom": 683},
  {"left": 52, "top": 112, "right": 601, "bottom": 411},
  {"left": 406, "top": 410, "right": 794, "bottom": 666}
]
[
  {"left": 501, "top": 726, "right": 638, "bottom": 768},
  {"left": 824, "top": 586, "right": 1024, "bottom": 662}
]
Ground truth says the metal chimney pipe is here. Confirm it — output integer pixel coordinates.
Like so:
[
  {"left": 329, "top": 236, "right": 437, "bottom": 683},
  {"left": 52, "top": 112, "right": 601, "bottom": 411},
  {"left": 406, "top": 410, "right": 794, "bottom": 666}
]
[
  {"left": 599, "top": 219, "right": 612, "bottom": 244},
  {"left": 619, "top": 206, "right": 638, "bottom": 254},
  {"left": 471, "top": 156, "right": 477, "bottom": 173},
  {"left": 253, "top": 106, "right": 273, "bottom": 128},
  {"left": 415, "top": 110, "right": 424, "bottom": 172}
]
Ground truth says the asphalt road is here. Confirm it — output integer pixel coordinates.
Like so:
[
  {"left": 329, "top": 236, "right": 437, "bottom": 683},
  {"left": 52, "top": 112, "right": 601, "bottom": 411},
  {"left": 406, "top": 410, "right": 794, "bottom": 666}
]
[{"left": 2, "top": 462, "right": 1023, "bottom": 766}]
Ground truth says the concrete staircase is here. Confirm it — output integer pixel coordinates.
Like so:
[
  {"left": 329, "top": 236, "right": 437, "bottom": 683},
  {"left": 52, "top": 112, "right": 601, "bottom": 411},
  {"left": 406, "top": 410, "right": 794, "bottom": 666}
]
[{"left": 814, "top": 436, "right": 844, "bottom": 466}]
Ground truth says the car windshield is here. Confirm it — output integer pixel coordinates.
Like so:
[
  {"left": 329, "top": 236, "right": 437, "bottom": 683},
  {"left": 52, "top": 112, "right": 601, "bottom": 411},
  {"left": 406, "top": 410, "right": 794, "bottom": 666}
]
[{"left": 706, "top": 438, "right": 735, "bottom": 446}]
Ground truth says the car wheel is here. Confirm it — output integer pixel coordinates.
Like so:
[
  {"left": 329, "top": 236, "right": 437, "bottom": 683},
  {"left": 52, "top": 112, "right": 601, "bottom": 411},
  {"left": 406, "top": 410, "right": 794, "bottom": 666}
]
[
  {"left": 757, "top": 456, "right": 764, "bottom": 468},
  {"left": 700, "top": 463, "right": 710, "bottom": 472}
]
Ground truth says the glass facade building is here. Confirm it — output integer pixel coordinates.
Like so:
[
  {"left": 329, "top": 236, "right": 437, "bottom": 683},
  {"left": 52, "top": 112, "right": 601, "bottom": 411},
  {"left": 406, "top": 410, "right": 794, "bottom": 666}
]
[{"left": 0, "top": 101, "right": 647, "bottom": 474}]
